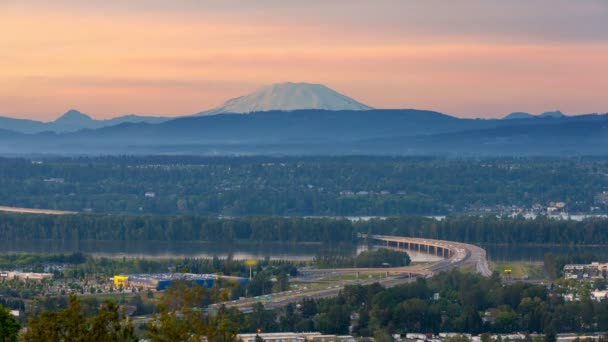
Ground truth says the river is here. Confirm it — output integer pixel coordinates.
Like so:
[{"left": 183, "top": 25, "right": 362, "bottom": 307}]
[{"left": 2, "top": 239, "right": 608, "bottom": 262}]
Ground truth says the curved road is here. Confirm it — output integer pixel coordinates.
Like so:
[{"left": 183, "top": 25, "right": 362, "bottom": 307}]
[
  {"left": 302, "top": 235, "right": 491, "bottom": 278},
  {"left": 212, "top": 235, "right": 490, "bottom": 313}
]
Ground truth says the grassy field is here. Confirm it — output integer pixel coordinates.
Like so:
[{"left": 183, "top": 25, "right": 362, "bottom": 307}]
[
  {"left": 491, "top": 261, "right": 547, "bottom": 280},
  {"left": 290, "top": 272, "right": 390, "bottom": 291}
]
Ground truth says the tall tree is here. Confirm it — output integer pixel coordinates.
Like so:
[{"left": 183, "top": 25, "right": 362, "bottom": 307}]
[
  {"left": 22, "top": 296, "right": 136, "bottom": 342},
  {"left": 0, "top": 305, "right": 20, "bottom": 342},
  {"left": 146, "top": 280, "right": 240, "bottom": 342}
]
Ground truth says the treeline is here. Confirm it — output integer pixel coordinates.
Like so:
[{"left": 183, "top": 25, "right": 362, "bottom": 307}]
[
  {"left": 543, "top": 253, "right": 603, "bottom": 279},
  {"left": 0, "top": 252, "right": 86, "bottom": 270},
  {"left": 244, "top": 270, "right": 608, "bottom": 337},
  {"left": 3, "top": 213, "right": 608, "bottom": 245},
  {"left": 363, "top": 216, "right": 608, "bottom": 245},
  {"left": 314, "top": 248, "right": 411, "bottom": 268},
  {"left": 0, "top": 214, "right": 355, "bottom": 242},
  {"left": 1, "top": 156, "right": 607, "bottom": 216},
  {"left": 69, "top": 256, "right": 298, "bottom": 281}
]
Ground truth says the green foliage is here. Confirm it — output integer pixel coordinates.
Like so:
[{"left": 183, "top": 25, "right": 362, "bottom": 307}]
[
  {"left": 245, "top": 302, "right": 277, "bottom": 334},
  {"left": 2, "top": 156, "right": 607, "bottom": 216},
  {"left": 22, "top": 296, "right": 136, "bottom": 342},
  {"left": 0, "top": 252, "right": 85, "bottom": 270},
  {"left": 315, "top": 248, "right": 410, "bottom": 268},
  {"left": 247, "top": 271, "right": 273, "bottom": 297},
  {"left": 145, "top": 280, "right": 241, "bottom": 342},
  {"left": 543, "top": 253, "right": 601, "bottom": 279},
  {"left": 0, "top": 305, "right": 20, "bottom": 342},
  {"left": 5, "top": 214, "right": 608, "bottom": 246},
  {"left": 243, "top": 270, "right": 608, "bottom": 336},
  {"left": 355, "top": 248, "right": 411, "bottom": 268}
]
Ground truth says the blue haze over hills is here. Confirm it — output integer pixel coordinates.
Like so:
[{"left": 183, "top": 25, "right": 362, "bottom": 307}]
[{"left": 0, "top": 83, "right": 606, "bottom": 156}]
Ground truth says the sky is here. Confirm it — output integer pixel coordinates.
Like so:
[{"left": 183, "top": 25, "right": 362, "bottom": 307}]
[{"left": 1, "top": 0, "right": 607, "bottom": 120}]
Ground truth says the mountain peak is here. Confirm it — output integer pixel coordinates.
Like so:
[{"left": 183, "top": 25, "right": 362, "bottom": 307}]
[
  {"left": 54, "top": 109, "right": 94, "bottom": 124},
  {"left": 538, "top": 110, "right": 565, "bottom": 118},
  {"left": 503, "top": 112, "right": 534, "bottom": 120},
  {"left": 503, "top": 110, "right": 567, "bottom": 120},
  {"left": 199, "top": 82, "right": 373, "bottom": 115}
]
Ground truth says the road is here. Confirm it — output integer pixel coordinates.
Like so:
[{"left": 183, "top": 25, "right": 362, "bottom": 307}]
[
  {"left": 0, "top": 205, "right": 76, "bottom": 215},
  {"left": 211, "top": 273, "right": 418, "bottom": 314},
  {"left": 211, "top": 234, "right": 491, "bottom": 313}
]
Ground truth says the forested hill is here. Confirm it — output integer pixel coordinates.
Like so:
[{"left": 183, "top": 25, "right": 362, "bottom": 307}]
[
  {"left": 1, "top": 156, "right": 607, "bottom": 216},
  {"left": 1, "top": 214, "right": 608, "bottom": 245},
  {"left": 0, "top": 109, "right": 607, "bottom": 155}
]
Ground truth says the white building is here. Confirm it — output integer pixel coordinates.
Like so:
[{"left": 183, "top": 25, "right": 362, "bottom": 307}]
[
  {"left": 0, "top": 271, "right": 53, "bottom": 281},
  {"left": 591, "top": 290, "right": 608, "bottom": 301},
  {"left": 237, "top": 333, "right": 355, "bottom": 342}
]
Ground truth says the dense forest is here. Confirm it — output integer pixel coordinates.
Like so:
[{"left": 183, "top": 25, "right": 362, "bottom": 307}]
[
  {"left": 2, "top": 213, "right": 608, "bottom": 245},
  {"left": 240, "top": 270, "right": 608, "bottom": 337},
  {"left": 1, "top": 156, "right": 607, "bottom": 216},
  {"left": 11, "top": 270, "right": 608, "bottom": 340}
]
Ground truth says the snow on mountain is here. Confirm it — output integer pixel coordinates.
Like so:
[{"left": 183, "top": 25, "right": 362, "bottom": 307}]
[{"left": 198, "top": 82, "right": 373, "bottom": 115}]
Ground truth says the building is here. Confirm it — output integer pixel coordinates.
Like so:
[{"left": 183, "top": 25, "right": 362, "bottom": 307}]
[
  {"left": 0, "top": 271, "right": 53, "bottom": 281},
  {"left": 563, "top": 262, "right": 608, "bottom": 280},
  {"left": 112, "top": 273, "right": 248, "bottom": 291},
  {"left": 589, "top": 262, "right": 608, "bottom": 273},
  {"left": 239, "top": 333, "right": 309, "bottom": 342},
  {"left": 237, "top": 333, "right": 355, "bottom": 342},
  {"left": 591, "top": 290, "right": 608, "bottom": 301},
  {"left": 113, "top": 275, "right": 129, "bottom": 287}
]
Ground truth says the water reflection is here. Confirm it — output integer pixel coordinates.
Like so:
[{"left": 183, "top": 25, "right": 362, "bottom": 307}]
[
  {"left": 0, "top": 240, "right": 325, "bottom": 260},
  {"left": 483, "top": 244, "right": 608, "bottom": 261},
  {"left": 1, "top": 239, "right": 607, "bottom": 261}
]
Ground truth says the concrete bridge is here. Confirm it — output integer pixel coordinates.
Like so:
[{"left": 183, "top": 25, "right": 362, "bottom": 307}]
[
  {"left": 364, "top": 234, "right": 491, "bottom": 277},
  {"left": 215, "top": 234, "right": 491, "bottom": 313},
  {"left": 370, "top": 235, "right": 454, "bottom": 259},
  {"left": 300, "top": 234, "right": 491, "bottom": 278}
]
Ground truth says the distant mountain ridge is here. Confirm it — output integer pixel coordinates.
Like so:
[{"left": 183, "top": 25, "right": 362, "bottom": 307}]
[
  {"left": 0, "top": 82, "right": 607, "bottom": 156},
  {"left": 503, "top": 110, "right": 567, "bottom": 120},
  {"left": 1, "top": 108, "right": 607, "bottom": 156},
  {"left": 0, "top": 110, "right": 170, "bottom": 133},
  {"left": 0, "top": 83, "right": 373, "bottom": 132}
]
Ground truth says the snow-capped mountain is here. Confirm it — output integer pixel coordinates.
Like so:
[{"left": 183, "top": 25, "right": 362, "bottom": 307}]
[{"left": 198, "top": 82, "right": 373, "bottom": 115}]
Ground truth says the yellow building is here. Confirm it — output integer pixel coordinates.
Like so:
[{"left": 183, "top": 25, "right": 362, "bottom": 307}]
[{"left": 113, "top": 275, "right": 129, "bottom": 287}]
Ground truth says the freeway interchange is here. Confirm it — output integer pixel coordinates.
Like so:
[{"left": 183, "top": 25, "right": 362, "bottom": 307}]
[{"left": 211, "top": 235, "right": 491, "bottom": 313}]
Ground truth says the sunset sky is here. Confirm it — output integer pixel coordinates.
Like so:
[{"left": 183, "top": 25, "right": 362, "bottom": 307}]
[{"left": 1, "top": 0, "right": 607, "bottom": 120}]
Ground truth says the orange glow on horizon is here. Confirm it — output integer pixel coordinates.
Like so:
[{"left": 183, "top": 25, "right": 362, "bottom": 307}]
[{"left": 1, "top": 3, "right": 607, "bottom": 120}]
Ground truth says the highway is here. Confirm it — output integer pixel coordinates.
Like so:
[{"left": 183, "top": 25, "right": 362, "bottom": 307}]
[
  {"left": 0, "top": 205, "right": 76, "bottom": 215},
  {"left": 211, "top": 234, "right": 491, "bottom": 313}
]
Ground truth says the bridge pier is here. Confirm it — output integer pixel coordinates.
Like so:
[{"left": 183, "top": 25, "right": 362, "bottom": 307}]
[{"left": 367, "top": 235, "right": 460, "bottom": 264}]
